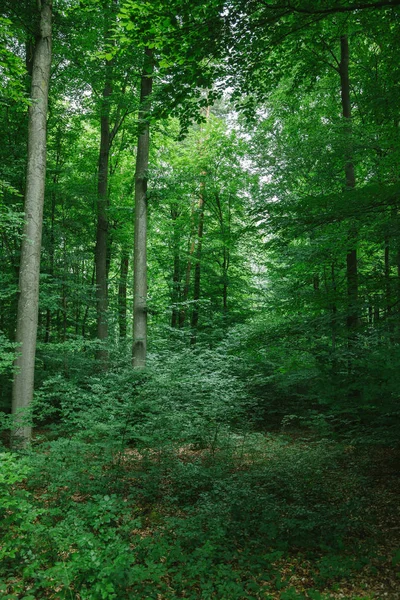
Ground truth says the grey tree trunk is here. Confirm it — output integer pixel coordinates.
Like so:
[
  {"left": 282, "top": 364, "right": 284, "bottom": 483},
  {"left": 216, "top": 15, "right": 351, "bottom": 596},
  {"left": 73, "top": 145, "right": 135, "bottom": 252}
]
[
  {"left": 214, "top": 192, "right": 230, "bottom": 314},
  {"left": 132, "top": 48, "right": 153, "bottom": 368},
  {"left": 170, "top": 205, "right": 181, "bottom": 328},
  {"left": 12, "top": 0, "right": 52, "bottom": 445},
  {"left": 95, "top": 60, "right": 112, "bottom": 364},
  {"left": 190, "top": 107, "right": 209, "bottom": 343},
  {"left": 118, "top": 252, "right": 129, "bottom": 338},
  {"left": 339, "top": 35, "right": 358, "bottom": 333},
  {"left": 179, "top": 198, "right": 197, "bottom": 328},
  {"left": 190, "top": 186, "right": 205, "bottom": 344},
  {"left": 331, "top": 263, "right": 337, "bottom": 350},
  {"left": 384, "top": 236, "right": 391, "bottom": 316}
]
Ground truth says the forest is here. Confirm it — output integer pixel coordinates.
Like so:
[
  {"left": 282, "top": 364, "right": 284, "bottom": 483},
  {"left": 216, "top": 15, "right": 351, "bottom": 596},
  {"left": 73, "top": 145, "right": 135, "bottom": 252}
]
[{"left": 0, "top": 0, "right": 399, "bottom": 598}]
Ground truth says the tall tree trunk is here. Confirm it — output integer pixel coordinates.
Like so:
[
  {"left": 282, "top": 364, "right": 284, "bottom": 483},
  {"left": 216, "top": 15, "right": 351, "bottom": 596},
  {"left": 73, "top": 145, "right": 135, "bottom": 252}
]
[
  {"left": 171, "top": 206, "right": 181, "bottom": 328},
  {"left": 132, "top": 48, "right": 153, "bottom": 368},
  {"left": 118, "top": 252, "right": 129, "bottom": 338},
  {"left": 339, "top": 35, "right": 358, "bottom": 334},
  {"left": 190, "top": 107, "right": 209, "bottom": 343},
  {"left": 12, "top": 0, "right": 52, "bottom": 445},
  {"left": 190, "top": 184, "right": 205, "bottom": 344},
  {"left": 95, "top": 59, "right": 112, "bottom": 363},
  {"left": 331, "top": 263, "right": 337, "bottom": 351},
  {"left": 384, "top": 236, "right": 391, "bottom": 317},
  {"left": 215, "top": 192, "right": 230, "bottom": 314},
  {"left": 179, "top": 198, "right": 197, "bottom": 328}
]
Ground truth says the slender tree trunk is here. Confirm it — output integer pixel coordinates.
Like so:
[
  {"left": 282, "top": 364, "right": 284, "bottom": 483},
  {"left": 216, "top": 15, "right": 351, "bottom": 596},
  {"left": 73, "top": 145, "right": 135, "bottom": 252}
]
[
  {"left": 384, "top": 236, "right": 391, "bottom": 316},
  {"left": 171, "top": 206, "right": 181, "bottom": 328},
  {"left": 132, "top": 48, "right": 153, "bottom": 368},
  {"left": 339, "top": 35, "right": 358, "bottom": 334},
  {"left": 179, "top": 198, "right": 197, "bottom": 328},
  {"left": 190, "top": 185, "right": 205, "bottom": 344},
  {"left": 118, "top": 252, "right": 129, "bottom": 338},
  {"left": 95, "top": 60, "right": 112, "bottom": 363},
  {"left": 331, "top": 263, "right": 337, "bottom": 350},
  {"left": 190, "top": 107, "right": 209, "bottom": 343},
  {"left": 12, "top": 0, "right": 52, "bottom": 445},
  {"left": 215, "top": 192, "right": 230, "bottom": 314}
]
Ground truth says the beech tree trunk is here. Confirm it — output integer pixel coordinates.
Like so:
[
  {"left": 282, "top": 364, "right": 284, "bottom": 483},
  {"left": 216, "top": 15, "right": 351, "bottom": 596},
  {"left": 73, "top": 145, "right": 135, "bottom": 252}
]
[
  {"left": 215, "top": 192, "right": 230, "bottom": 313},
  {"left": 190, "top": 184, "right": 205, "bottom": 343},
  {"left": 118, "top": 252, "right": 129, "bottom": 338},
  {"left": 132, "top": 48, "right": 153, "bottom": 368},
  {"left": 12, "top": 0, "right": 52, "bottom": 445},
  {"left": 95, "top": 59, "right": 112, "bottom": 363},
  {"left": 189, "top": 108, "right": 210, "bottom": 343},
  {"left": 179, "top": 198, "right": 197, "bottom": 328},
  {"left": 339, "top": 35, "right": 358, "bottom": 334},
  {"left": 331, "top": 263, "right": 337, "bottom": 350},
  {"left": 384, "top": 236, "right": 391, "bottom": 316},
  {"left": 171, "top": 205, "right": 181, "bottom": 328}
]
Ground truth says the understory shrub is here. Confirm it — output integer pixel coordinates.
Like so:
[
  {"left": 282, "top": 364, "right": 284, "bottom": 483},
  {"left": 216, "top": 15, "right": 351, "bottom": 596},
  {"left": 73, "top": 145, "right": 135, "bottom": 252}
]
[
  {"left": 0, "top": 431, "right": 373, "bottom": 599},
  {"left": 33, "top": 344, "right": 252, "bottom": 448}
]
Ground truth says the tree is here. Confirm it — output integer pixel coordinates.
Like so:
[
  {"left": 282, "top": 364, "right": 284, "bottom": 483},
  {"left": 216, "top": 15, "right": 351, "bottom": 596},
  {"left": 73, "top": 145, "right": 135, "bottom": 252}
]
[
  {"left": 339, "top": 34, "right": 358, "bottom": 334},
  {"left": 12, "top": 0, "right": 52, "bottom": 444},
  {"left": 133, "top": 47, "right": 153, "bottom": 368}
]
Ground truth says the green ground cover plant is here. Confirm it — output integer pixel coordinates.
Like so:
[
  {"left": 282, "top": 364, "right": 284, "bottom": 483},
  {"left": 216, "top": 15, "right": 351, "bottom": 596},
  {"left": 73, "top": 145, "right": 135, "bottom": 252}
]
[{"left": 1, "top": 350, "right": 398, "bottom": 599}]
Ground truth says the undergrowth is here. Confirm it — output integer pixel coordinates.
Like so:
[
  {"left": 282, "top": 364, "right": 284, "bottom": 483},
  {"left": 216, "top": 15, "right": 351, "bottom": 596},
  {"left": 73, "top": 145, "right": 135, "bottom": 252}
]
[
  {"left": 1, "top": 350, "right": 397, "bottom": 599},
  {"left": 0, "top": 431, "right": 380, "bottom": 600}
]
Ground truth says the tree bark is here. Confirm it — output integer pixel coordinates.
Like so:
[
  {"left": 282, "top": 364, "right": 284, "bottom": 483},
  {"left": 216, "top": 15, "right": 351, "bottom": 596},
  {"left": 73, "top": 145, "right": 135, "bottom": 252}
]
[
  {"left": 215, "top": 192, "right": 230, "bottom": 314},
  {"left": 132, "top": 48, "right": 153, "bottom": 368},
  {"left": 190, "top": 182, "right": 206, "bottom": 343},
  {"left": 118, "top": 252, "right": 129, "bottom": 338},
  {"left": 179, "top": 198, "right": 197, "bottom": 328},
  {"left": 331, "top": 263, "right": 337, "bottom": 350},
  {"left": 171, "top": 205, "right": 181, "bottom": 328},
  {"left": 384, "top": 236, "right": 391, "bottom": 316},
  {"left": 339, "top": 35, "right": 358, "bottom": 334},
  {"left": 95, "top": 59, "right": 112, "bottom": 363},
  {"left": 12, "top": 0, "right": 52, "bottom": 445},
  {"left": 190, "top": 107, "right": 209, "bottom": 343}
]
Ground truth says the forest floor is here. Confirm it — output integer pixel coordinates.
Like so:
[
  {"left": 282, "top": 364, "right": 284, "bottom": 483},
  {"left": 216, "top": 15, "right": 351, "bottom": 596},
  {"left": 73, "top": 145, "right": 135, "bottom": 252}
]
[
  {"left": 2, "top": 433, "right": 400, "bottom": 599},
  {"left": 122, "top": 440, "right": 400, "bottom": 600},
  {"left": 264, "top": 446, "right": 400, "bottom": 600}
]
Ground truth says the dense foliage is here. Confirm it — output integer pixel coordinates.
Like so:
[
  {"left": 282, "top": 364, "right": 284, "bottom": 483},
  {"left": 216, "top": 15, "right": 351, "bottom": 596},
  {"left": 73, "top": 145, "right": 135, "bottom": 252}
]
[{"left": 0, "top": 0, "right": 399, "bottom": 598}]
